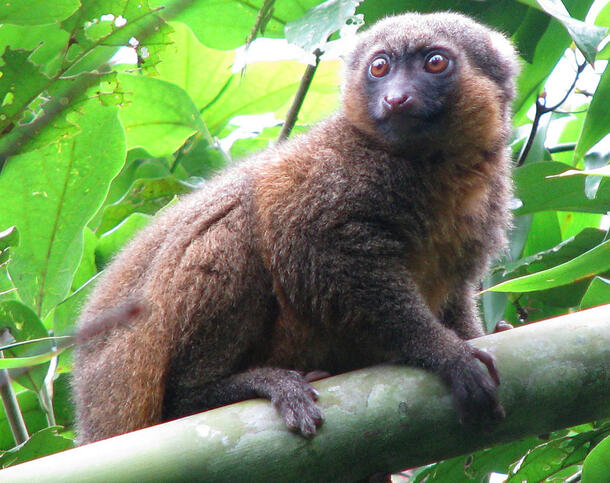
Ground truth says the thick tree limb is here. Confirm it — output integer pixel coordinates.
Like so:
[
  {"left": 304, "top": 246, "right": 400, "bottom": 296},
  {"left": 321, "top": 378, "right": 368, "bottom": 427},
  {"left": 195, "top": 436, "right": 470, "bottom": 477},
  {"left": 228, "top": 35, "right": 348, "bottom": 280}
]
[{"left": 1, "top": 305, "right": 609, "bottom": 481}]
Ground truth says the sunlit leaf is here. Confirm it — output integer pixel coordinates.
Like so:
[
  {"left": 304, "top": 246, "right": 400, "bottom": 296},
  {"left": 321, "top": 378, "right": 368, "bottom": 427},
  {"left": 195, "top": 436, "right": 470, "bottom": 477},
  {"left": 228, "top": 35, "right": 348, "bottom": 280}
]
[
  {"left": 0, "top": 0, "right": 79, "bottom": 25},
  {"left": 516, "top": 0, "right": 607, "bottom": 63},
  {"left": 151, "top": 0, "right": 321, "bottom": 49},
  {"left": 153, "top": 22, "right": 235, "bottom": 111},
  {"left": 117, "top": 74, "right": 207, "bottom": 157},
  {"left": 514, "top": 162, "right": 610, "bottom": 215},
  {"left": 0, "top": 103, "right": 125, "bottom": 317},
  {"left": 0, "top": 48, "right": 48, "bottom": 133},
  {"left": 575, "top": 65, "right": 610, "bottom": 160}
]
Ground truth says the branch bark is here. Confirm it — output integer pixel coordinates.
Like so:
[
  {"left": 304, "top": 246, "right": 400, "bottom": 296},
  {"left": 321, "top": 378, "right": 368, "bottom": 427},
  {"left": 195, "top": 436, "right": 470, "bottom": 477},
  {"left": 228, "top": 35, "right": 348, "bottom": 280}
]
[{"left": 1, "top": 305, "right": 609, "bottom": 482}]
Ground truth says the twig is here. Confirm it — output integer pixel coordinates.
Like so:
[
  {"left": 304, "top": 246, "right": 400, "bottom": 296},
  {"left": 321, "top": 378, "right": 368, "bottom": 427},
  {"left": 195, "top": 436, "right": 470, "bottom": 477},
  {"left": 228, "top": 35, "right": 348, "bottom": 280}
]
[
  {"left": 548, "top": 143, "right": 576, "bottom": 154},
  {"left": 0, "top": 347, "right": 29, "bottom": 445},
  {"left": 278, "top": 49, "right": 323, "bottom": 143},
  {"left": 517, "top": 59, "right": 586, "bottom": 167},
  {"left": 245, "top": 0, "right": 276, "bottom": 46}
]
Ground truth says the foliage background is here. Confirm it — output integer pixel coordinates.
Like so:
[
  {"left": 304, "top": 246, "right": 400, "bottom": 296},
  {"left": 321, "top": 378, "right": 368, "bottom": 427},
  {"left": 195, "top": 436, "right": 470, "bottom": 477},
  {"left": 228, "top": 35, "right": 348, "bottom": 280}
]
[{"left": 0, "top": 0, "right": 608, "bottom": 480}]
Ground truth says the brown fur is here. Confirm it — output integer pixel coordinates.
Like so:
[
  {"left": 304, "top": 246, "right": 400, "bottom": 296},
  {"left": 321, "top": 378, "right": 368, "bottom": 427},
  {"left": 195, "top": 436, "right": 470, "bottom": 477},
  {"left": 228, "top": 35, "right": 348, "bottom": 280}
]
[{"left": 73, "top": 12, "right": 519, "bottom": 443}]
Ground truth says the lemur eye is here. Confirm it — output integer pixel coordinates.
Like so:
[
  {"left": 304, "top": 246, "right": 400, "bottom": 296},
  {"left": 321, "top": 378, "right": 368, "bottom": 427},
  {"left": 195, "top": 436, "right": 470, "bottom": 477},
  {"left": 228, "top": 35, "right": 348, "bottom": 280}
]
[
  {"left": 424, "top": 53, "right": 449, "bottom": 73},
  {"left": 369, "top": 56, "right": 390, "bottom": 77}
]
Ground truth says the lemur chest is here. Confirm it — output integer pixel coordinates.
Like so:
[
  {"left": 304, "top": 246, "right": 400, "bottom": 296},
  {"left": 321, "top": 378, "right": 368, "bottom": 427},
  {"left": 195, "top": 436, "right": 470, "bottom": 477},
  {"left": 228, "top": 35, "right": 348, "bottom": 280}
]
[{"left": 408, "top": 170, "right": 492, "bottom": 315}]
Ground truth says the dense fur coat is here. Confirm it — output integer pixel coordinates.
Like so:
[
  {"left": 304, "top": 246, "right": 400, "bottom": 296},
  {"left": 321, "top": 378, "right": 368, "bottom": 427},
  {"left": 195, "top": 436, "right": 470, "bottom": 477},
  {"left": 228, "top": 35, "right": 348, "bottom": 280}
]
[{"left": 73, "top": 12, "right": 519, "bottom": 443}]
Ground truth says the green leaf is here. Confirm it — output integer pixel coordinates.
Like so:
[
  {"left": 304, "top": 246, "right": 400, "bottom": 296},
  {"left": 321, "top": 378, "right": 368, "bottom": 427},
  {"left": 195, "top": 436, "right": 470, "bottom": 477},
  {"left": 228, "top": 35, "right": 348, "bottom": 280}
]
[
  {"left": 0, "top": 24, "right": 69, "bottom": 76},
  {"left": 203, "top": 59, "right": 334, "bottom": 135},
  {"left": 514, "top": 161, "right": 610, "bottom": 215},
  {"left": 96, "top": 213, "right": 152, "bottom": 268},
  {"left": 285, "top": 0, "right": 361, "bottom": 52},
  {"left": 511, "top": 8, "right": 550, "bottom": 64},
  {"left": 71, "top": 228, "right": 98, "bottom": 291},
  {"left": 154, "top": 22, "right": 235, "bottom": 112},
  {"left": 0, "top": 0, "right": 79, "bottom": 26},
  {"left": 488, "top": 240, "right": 610, "bottom": 292},
  {"left": 0, "top": 48, "right": 49, "bottom": 133},
  {"left": 547, "top": 164, "right": 610, "bottom": 204},
  {"left": 516, "top": 0, "right": 607, "bottom": 63},
  {"left": 274, "top": 59, "right": 340, "bottom": 125},
  {"left": 152, "top": 0, "right": 321, "bottom": 50},
  {"left": 54, "top": 273, "right": 100, "bottom": 338},
  {"left": 596, "top": 0, "right": 610, "bottom": 28},
  {"left": 117, "top": 74, "right": 207, "bottom": 157},
  {"left": 0, "top": 300, "right": 50, "bottom": 392},
  {"left": 580, "top": 277, "right": 610, "bottom": 310},
  {"left": 0, "top": 347, "right": 69, "bottom": 370},
  {"left": 0, "top": 427, "right": 73, "bottom": 468},
  {"left": 557, "top": 211, "right": 603, "bottom": 239},
  {"left": 503, "top": 227, "right": 607, "bottom": 277},
  {"left": 176, "top": 134, "right": 228, "bottom": 180},
  {"left": 60, "top": 0, "right": 171, "bottom": 77},
  {"left": 414, "top": 437, "right": 542, "bottom": 483},
  {"left": 508, "top": 429, "right": 606, "bottom": 482},
  {"left": 98, "top": 177, "right": 188, "bottom": 234},
  {"left": 575, "top": 65, "right": 610, "bottom": 160},
  {"left": 583, "top": 435, "right": 610, "bottom": 483},
  {"left": 521, "top": 212, "right": 561, "bottom": 258},
  {"left": 513, "top": 0, "right": 594, "bottom": 115},
  {"left": 0, "top": 102, "right": 126, "bottom": 318}
]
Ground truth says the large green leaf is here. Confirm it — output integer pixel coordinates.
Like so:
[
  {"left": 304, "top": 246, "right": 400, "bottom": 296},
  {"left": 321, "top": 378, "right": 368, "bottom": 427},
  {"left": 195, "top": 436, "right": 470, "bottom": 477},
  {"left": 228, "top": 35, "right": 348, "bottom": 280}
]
[
  {"left": 0, "top": 24, "right": 69, "bottom": 76},
  {"left": 513, "top": 0, "right": 594, "bottom": 115},
  {"left": 154, "top": 22, "right": 235, "bottom": 111},
  {"left": 202, "top": 59, "right": 338, "bottom": 135},
  {"left": 0, "top": 103, "right": 125, "bottom": 317},
  {"left": 488, "top": 240, "right": 610, "bottom": 293},
  {"left": 0, "top": 48, "right": 49, "bottom": 134},
  {"left": 520, "top": 211, "right": 562, "bottom": 258},
  {"left": 575, "top": 64, "right": 610, "bottom": 160},
  {"left": 117, "top": 74, "right": 207, "bottom": 157},
  {"left": 503, "top": 227, "right": 607, "bottom": 278},
  {"left": 60, "top": 0, "right": 171, "bottom": 76},
  {"left": 514, "top": 161, "right": 610, "bottom": 215},
  {"left": 151, "top": 0, "right": 321, "bottom": 50},
  {"left": 517, "top": 0, "right": 607, "bottom": 63},
  {"left": 582, "top": 434, "right": 610, "bottom": 483},
  {"left": 0, "top": 0, "right": 79, "bottom": 25},
  {"left": 0, "top": 426, "right": 73, "bottom": 468}
]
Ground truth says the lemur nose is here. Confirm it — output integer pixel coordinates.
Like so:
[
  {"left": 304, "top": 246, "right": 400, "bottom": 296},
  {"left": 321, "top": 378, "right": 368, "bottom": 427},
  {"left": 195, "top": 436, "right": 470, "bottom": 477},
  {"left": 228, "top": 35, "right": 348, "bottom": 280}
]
[{"left": 382, "top": 93, "right": 412, "bottom": 112}]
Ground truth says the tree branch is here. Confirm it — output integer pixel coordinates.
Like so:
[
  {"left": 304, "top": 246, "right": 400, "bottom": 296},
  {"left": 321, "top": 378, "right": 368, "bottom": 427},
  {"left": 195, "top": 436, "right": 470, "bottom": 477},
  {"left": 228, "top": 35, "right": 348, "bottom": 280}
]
[{"left": 1, "top": 305, "right": 609, "bottom": 481}]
